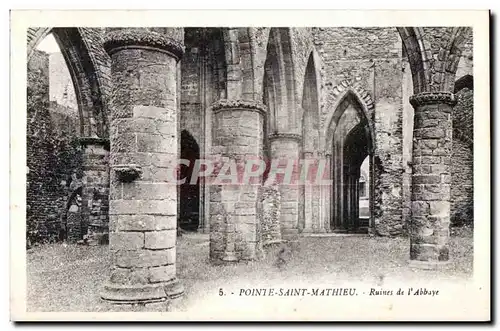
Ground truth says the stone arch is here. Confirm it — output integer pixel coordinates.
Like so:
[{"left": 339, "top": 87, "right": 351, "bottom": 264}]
[
  {"left": 27, "top": 27, "right": 109, "bottom": 137},
  {"left": 324, "top": 80, "right": 375, "bottom": 153},
  {"left": 397, "top": 27, "right": 472, "bottom": 94},
  {"left": 301, "top": 51, "right": 321, "bottom": 153},
  {"left": 262, "top": 27, "right": 297, "bottom": 133},
  {"left": 396, "top": 27, "right": 429, "bottom": 94},
  {"left": 324, "top": 80, "right": 375, "bottom": 233},
  {"left": 443, "top": 27, "right": 473, "bottom": 92}
]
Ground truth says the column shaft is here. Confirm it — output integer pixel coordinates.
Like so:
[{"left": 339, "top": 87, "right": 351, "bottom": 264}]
[
  {"left": 269, "top": 133, "right": 302, "bottom": 240},
  {"left": 209, "top": 100, "right": 266, "bottom": 262},
  {"left": 80, "top": 138, "right": 110, "bottom": 245},
  {"left": 101, "top": 28, "right": 185, "bottom": 305},
  {"left": 409, "top": 92, "right": 455, "bottom": 267}
]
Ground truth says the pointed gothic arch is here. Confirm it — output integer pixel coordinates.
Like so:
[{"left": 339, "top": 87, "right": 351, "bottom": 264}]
[
  {"left": 301, "top": 51, "right": 321, "bottom": 153},
  {"left": 262, "top": 28, "right": 297, "bottom": 134},
  {"left": 324, "top": 81, "right": 375, "bottom": 154},
  {"left": 324, "top": 81, "right": 375, "bottom": 233},
  {"left": 27, "top": 27, "right": 109, "bottom": 137}
]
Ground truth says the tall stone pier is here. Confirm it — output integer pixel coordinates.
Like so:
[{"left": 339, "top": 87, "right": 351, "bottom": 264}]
[
  {"left": 79, "top": 137, "right": 110, "bottom": 244},
  {"left": 269, "top": 133, "right": 302, "bottom": 239},
  {"left": 209, "top": 100, "right": 266, "bottom": 262},
  {"left": 408, "top": 92, "right": 456, "bottom": 268},
  {"left": 101, "top": 28, "right": 185, "bottom": 306}
]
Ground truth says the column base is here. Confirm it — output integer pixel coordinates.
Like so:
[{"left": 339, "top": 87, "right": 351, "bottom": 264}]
[
  {"left": 316, "top": 227, "right": 327, "bottom": 233},
  {"left": 301, "top": 227, "right": 314, "bottom": 234},
  {"left": 102, "top": 300, "right": 170, "bottom": 312},
  {"left": 101, "top": 278, "right": 184, "bottom": 304},
  {"left": 408, "top": 259, "right": 451, "bottom": 270}
]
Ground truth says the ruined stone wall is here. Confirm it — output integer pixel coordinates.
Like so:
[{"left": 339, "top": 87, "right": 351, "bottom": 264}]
[
  {"left": 455, "top": 27, "right": 473, "bottom": 79},
  {"left": 312, "top": 27, "right": 405, "bottom": 235},
  {"left": 27, "top": 27, "right": 111, "bottom": 137},
  {"left": 27, "top": 50, "right": 83, "bottom": 244},
  {"left": 451, "top": 88, "right": 473, "bottom": 226},
  {"left": 180, "top": 46, "right": 202, "bottom": 145}
]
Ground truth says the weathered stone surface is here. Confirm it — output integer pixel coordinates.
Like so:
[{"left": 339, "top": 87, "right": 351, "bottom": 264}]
[
  {"left": 109, "top": 232, "right": 144, "bottom": 250},
  {"left": 260, "top": 178, "right": 282, "bottom": 245},
  {"left": 110, "top": 200, "right": 177, "bottom": 215},
  {"left": 409, "top": 94, "right": 453, "bottom": 264},
  {"left": 210, "top": 100, "right": 265, "bottom": 262},
  {"left": 149, "top": 265, "right": 176, "bottom": 283},
  {"left": 112, "top": 215, "right": 176, "bottom": 232},
  {"left": 113, "top": 248, "right": 176, "bottom": 268},
  {"left": 27, "top": 28, "right": 474, "bottom": 309},
  {"left": 102, "top": 27, "right": 184, "bottom": 306},
  {"left": 144, "top": 230, "right": 176, "bottom": 249}
]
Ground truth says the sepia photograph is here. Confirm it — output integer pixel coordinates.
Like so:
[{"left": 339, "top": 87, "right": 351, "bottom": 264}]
[{"left": 10, "top": 9, "right": 491, "bottom": 321}]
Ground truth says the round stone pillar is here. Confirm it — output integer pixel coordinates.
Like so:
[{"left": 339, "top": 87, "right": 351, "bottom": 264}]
[
  {"left": 209, "top": 100, "right": 266, "bottom": 262},
  {"left": 408, "top": 92, "right": 456, "bottom": 268},
  {"left": 101, "top": 28, "right": 185, "bottom": 306},
  {"left": 269, "top": 133, "right": 302, "bottom": 240}
]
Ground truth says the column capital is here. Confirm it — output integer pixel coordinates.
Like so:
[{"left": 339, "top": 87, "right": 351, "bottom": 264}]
[
  {"left": 78, "top": 137, "right": 110, "bottom": 150},
  {"left": 210, "top": 99, "right": 267, "bottom": 116},
  {"left": 103, "top": 28, "right": 185, "bottom": 61},
  {"left": 409, "top": 91, "right": 457, "bottom": 108}
]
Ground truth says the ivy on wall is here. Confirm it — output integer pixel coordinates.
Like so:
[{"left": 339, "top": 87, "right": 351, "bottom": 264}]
[{"left": 27, "top": 60, "right": 83, "bottom": 246}]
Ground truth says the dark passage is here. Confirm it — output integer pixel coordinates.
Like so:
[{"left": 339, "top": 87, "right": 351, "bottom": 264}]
[{"left": 179, "top": 130, "right": 200, "bottom": 231}]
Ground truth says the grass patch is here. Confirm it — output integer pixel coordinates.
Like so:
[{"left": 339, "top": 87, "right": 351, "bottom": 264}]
[{"left": 27, "top": 230, "right": 473, "bottom": 312}]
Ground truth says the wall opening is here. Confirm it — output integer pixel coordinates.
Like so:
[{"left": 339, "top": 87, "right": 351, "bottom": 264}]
[
  {"left": 179, "top": 130, "right": 201, "bottom": 232},
  {"left": 328, "top": 93, "right": 373, "bottom": 233},
  {"left": 358, "top": 156, "right": 370, "bottom": 228}
]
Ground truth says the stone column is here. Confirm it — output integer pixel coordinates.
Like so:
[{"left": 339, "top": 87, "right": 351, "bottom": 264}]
[
  {"left": 408, "top": 92, "right": 456, "bottom": 268},
  {"left": 321, "top": 152, "right": 332, "bottom": 233},
  {"left": 101, "top": 28, "right": 185, "bottom": 306},
  {"left": 302, "top": 151, "right": 314, "bottom": 233},
  {"left": 79, "top": 137, "right": 110, "bottom": 244},
  {"left": 209, "top": 100, "right": 266, "bottom": 262},
  {"left": 269, "top": 133, "right": 302, "bottom": 240},
  {"left": 352, "top": 169, "right": 360, "bottom": 229}
]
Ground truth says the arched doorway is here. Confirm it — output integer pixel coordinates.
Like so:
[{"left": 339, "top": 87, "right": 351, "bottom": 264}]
[
  {"left": 327, "top": 92, "right": 374, "bottom": 233},
  {"left": 179, "top": 130, "right": 201, "bottom": 232}
]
